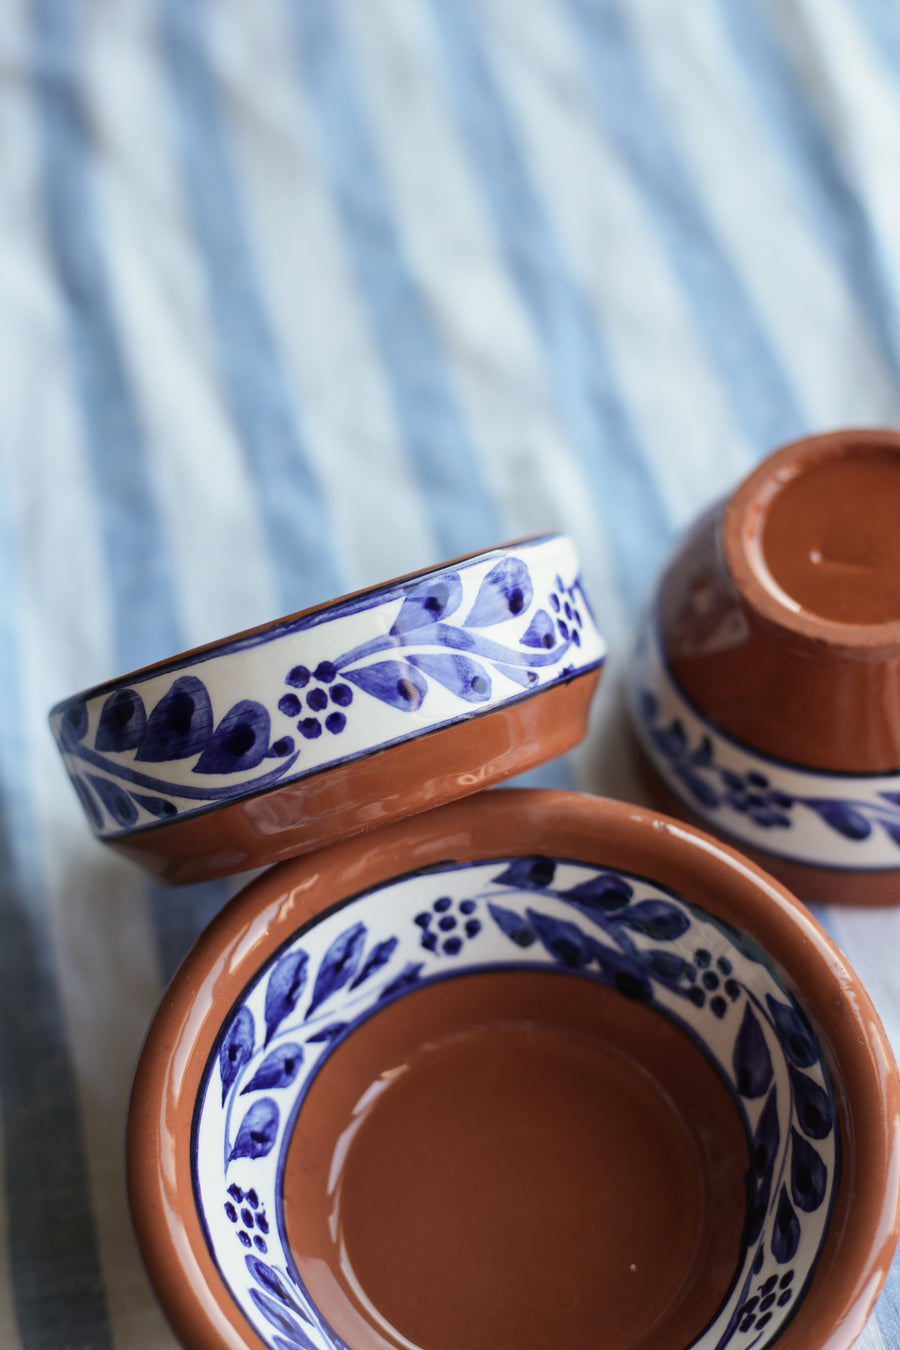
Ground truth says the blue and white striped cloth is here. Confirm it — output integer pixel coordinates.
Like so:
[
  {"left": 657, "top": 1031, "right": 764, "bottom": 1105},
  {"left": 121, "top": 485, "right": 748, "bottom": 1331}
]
[{"left": 3, "top": 1, "right": 900, "bottom": 1345}]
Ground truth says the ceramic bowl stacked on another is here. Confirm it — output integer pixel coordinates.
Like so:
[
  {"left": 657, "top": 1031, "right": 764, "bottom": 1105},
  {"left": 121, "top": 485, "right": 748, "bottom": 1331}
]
[
  {"left": 51, "top": 525, "right": 900, "bottom": 1350},
  {"left": 50, "top": 534, "right": 604, "bottom": 884},
  {"left": 629, "top": 429, "right": 900, "bottom": 905}
]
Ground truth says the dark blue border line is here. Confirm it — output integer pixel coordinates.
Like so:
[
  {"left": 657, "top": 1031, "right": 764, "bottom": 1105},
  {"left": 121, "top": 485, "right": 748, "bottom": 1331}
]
[
  {"left": 48, "top": 535, "right": 561, "bottom": 713},
  {"left": 187, "top": 855, "right": 837, "bottom": 1350},
  {"left": 62, "top": 658, "right": 604, "bottom": 842}
]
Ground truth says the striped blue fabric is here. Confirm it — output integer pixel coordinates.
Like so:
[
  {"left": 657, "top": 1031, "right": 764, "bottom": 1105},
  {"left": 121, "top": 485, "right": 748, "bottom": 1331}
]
[{"left": 1, "top": 0, "right": 899, "bottom": 1344}]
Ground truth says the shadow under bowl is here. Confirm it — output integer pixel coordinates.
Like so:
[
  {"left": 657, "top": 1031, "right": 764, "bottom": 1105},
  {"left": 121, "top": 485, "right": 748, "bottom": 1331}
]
[{"left": 127, "top": 790, "right": 900, "bottom": 1350}]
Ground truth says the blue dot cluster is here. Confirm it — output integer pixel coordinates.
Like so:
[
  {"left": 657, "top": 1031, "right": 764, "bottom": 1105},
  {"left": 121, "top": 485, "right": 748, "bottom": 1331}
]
[
  {"left": 279, "top": 663, "right": 353, "bottom": 741},
  {"left": 722, "top": 769, "right": 793, "bottom": 829},
  {"left": 549, "top": 575, "right": 585, "bottom": 649},
  {"left": 224, "top": 1183, "right": 269, "bottom": 1254},
  {"left": 686, "top": 949, "right": 741, "bottom": 1019},
  {"left": 414, "top": 895, "right": 482, "bottom": 957},
  {"left": 738, "top": 1267, "right": 794, "bottom": 1333}
]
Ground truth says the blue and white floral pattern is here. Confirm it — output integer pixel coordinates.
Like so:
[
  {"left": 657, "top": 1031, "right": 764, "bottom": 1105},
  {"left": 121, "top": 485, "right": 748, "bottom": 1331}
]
[
  {"left": 193, "top": 857, "right": 838, "bottom": 1350},
  {"left": 50, "top": 536, "right": 605, "bottom": 839},
  {"left": 629, "top": 621, "right": 900, "bottom": 871}
]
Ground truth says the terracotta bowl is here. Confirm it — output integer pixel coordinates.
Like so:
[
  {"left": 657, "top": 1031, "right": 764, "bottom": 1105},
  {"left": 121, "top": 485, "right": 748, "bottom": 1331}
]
[
  {"left": 128, "top": 790, "right": 899, "bottom": 1350},
  {"left": 628, "top": 429, "right": 900, "bottom": 905},
  {"left": 49, "top": 535, "right": 604, "bottom": 884}
]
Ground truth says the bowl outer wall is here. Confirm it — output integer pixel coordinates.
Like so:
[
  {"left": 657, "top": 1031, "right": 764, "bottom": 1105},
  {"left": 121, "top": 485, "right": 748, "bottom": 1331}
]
[
  {"left": 108, "top": 669, "right": 601, "bottom": 885},
  {"left": 126, "top": 789, "right": 900, "bottom": 1350}
]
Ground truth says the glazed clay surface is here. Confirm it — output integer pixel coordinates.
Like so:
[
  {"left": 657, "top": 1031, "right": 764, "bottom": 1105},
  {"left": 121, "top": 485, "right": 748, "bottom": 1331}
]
[
  {"left": 127, "top": 791, "right": 900, "bottom": 1350},
  {"left": 644, "top": 431, "right": 900, "bottom": 902},
  {"left": 286, "top": 971, "right": 747, "bottom": 1350},
  {"left": 756, "top": 448, "right": 900, "bottom": 625}
]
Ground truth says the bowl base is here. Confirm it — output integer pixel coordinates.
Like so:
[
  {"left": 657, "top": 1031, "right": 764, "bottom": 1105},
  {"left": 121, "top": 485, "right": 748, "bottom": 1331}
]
[{"left": 284, "top": 969, "right": 748, "bottom": 1350}]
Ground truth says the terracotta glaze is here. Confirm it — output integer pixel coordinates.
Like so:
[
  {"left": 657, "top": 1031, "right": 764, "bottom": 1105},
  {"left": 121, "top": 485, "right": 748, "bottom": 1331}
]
[
  {"left": 754, "top": 449, "right": 900, "bottom": 625},
  {"left": 127, "top": 790, "right": 900, "bottom": 1350},
  {"left": 286, "top": 972, "right": 747, "bottom": 1350},
  {"left": 631, "top": 429, "right": 900, "bottom": 904},
  {"left": 50, "top": 534, "right": 604, "bottom": 884}
]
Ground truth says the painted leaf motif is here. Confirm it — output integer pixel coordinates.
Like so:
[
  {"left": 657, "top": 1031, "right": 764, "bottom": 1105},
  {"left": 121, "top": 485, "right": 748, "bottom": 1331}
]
[
  {"left": 264, "top": 950, "right": 309, "bottom": 1045},
  {"left": 349, "top": 938, "right": 399, "bottom": 990},
  {"left": 562, "top": 872, "right": 633, "bottom": 913},
  {"left": 488, "top": 903, "right": 536, "bottom": 948},
  {"left": 789, "top": 1066, "right": 833, "bottom": 1139},
  {"left": 305, "top": 1022, "right": 348, "bottom": 1044},
  {"left": 790, "top": 1128, "right": 828, "bottom": 1212},
  {"left": 136, "top": 676, "right": 213, "bottom": 762},
  {"left": 194, "top": 700, "right": 272, "bottom": 775},
  {"left": 520, "top": 609, "right": 556, "bottom": 650},
  {"left": 527, "top": 909, "right": 593, "bottom": 968},
  {"left": 766, "top": 995, "right": 817, "bottom": 1067},
  {"left": 772, "top": 1186, "right": 801, "bottom": 1263},
  {"left": 733, "top": 1004, "right": 773, "bottom": 1098},
  {"left": 220, "top": 1006, "right": 255, "bottom": 1104},
  {"left": 86, "top": 774, "right": 138, "bottom": 827},
  {"left": 95, "top": 688, "right": 147, "bottom": 752},
  {"left": 492, "top": 857, "right": 556, "bottom": 891},
  {"left": 305, "top": 922, "right": 366, "bottom": 1018},
  {"left": 245, "top": 1259, "right": 309, "bottom": 1322},
  {"left": 406, "top": 652, "right": 491, "bottom": 704},
  {"left": 747, "top": 1171, "right": 772, "bottom": 1246},
  {"left": 249, "top": 1288, "right": 318, "bottom": 1347},
  {"left": 229, "top": 1098, "right": 279, "bottom": 1162},
  {"left": 751, "top": 1088, "right": 780, "bottom": 1180},
  {"left": 676, "top": 766, "right": 720, "bottom": 810},
  {"left": 590, "top": 944, "right": 653, "bottom": 1002},
  {"left": 241, "top": 1043, "right": 303, "bottom": 1094},
  {"left": 806, "top": 799, "right": 871, "bottom": 841},
  {"left": 379, "top": 961, "right": 424, "bottom": 1000},
  {"left": 647, "top": 950, "right": 693, "bottom": 982},
  {"left": 60, "top": 700, "right": 88, "bottom": 744},
  {"left": 72, "top": 776, "right": 103, "bottom": 830},
  {"left": 344, "top": 660, "right": 427, "bottom": 711},
  {"left": 131, "top": 792, "right": 177, "bottom": 819},
  {"left": 272, "top": 1329, "right": 320, "bottom": 1350},
  {"left": 618, "top": 899, "right": 690, "bottom": 942},
  {"left": 245, "top": 1256, "right": 308, "bottom": 1317},
  {"left": 391, "top": 574, "right": 462, "bottom": 633},
  {"left": 464, "top": 558, "right": 533, "bottom": 627}
]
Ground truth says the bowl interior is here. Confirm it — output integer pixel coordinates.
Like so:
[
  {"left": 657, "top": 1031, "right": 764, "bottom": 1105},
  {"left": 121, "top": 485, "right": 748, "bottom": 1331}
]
[{"left": 193, "top": 856, "right": 839, "bottom": 1350}]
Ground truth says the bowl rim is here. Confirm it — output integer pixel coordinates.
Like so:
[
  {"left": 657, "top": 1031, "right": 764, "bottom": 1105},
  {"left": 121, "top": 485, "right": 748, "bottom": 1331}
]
[
  {"left": 50, "top": 533, "right": 564, "bottom": 713},
  {"left": 724, "top": 428, "right": 900, "bottom": 652},
  {"left": 126, "top": 789, "right": 900, "bottom": 1350}
]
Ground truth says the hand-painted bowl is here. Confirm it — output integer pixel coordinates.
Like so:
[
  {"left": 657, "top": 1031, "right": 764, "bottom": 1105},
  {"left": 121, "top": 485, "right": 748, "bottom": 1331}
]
[
  {"left": 49, "top": 534, "right": 604, "bottom": 884},
  {"left": 127, "top": 789, "right": 900, "bottom": 1350},
  {"left": 628, "top": 429, "right": 900, "bottom": 905}
]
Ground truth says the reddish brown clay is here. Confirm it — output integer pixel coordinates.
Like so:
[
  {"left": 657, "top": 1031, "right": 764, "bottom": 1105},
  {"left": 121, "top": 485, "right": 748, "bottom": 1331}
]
[
  {"left": 652, "top": 429, "right": 900, "bottom": 903},
  {"left": 286, "top": 971, "right": 747, "bottom": 1350},
  {"left": 128, "top": 790, "right": 900, "bottom": 1350},
  {"left": 110, "top": 670, "right": 599, "bottom": 884}
]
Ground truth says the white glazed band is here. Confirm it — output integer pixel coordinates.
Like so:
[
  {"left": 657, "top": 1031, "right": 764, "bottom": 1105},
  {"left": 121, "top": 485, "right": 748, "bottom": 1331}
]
[
  {"left": 52, "top": 536, "right": 605, "bottom": 840},
  {"left": 630, "top": 622, "right": 900, "bottom": 872}
]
